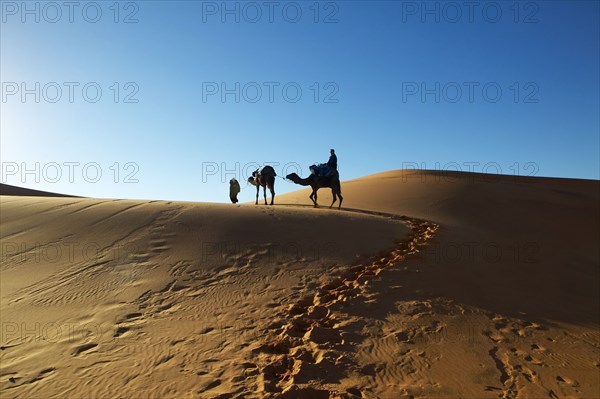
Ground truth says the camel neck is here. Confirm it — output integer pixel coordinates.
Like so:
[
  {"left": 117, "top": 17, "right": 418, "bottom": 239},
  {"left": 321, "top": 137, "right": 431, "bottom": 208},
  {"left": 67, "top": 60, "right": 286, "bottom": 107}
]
[{"left": 296, "top": 176, "right": 313, "bottom": 185}]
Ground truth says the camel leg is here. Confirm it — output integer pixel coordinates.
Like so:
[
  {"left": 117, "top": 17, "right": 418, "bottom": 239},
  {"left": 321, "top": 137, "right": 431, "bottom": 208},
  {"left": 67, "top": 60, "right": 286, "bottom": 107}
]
[
  {"left": 313, "top": 190, "right": 319, "bottom": 208},
  {"left": 263, "top": 185, "right": 267, "bottom": 205},
  {"left": 255, "top": 185, "right": 259, "bottom": 205},
  {"left": 338, "top": 193, "right": 343, "bottom": 209},
  {"left": 309, "top": 191, "right": 316, "bottom": 207},
  {"left": 330, "top": 189, "right": 336, "bottom": 209},
  {"left": 269, "top": 185, "right": 275, "bottom": 206}
]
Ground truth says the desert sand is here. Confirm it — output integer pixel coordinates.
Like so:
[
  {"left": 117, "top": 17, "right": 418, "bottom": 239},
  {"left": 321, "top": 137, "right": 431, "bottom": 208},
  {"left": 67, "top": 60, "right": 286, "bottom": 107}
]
[{"left": 1, "top": 170, "right": 598, "bottom": 398}]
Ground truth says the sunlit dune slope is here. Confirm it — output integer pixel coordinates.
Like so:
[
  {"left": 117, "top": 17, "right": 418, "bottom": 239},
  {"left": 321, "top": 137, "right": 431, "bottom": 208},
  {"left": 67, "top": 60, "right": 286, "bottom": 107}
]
[{"left": 0, "top": 196, "right": 409, "bottom": 398}]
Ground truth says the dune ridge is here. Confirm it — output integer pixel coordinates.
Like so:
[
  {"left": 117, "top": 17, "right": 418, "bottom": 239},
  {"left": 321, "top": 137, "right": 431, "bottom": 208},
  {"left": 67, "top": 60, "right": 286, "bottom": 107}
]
[{"left": 0, "top": 183, "right": 76, "bottom": 198}]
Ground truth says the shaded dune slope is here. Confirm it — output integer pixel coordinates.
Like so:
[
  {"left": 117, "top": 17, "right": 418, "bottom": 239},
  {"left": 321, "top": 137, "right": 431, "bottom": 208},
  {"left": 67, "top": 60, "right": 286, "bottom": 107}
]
[
  {"left": 0, "top": 184, "right": 76, "bottom": 198},
  {"left": 278, "top": 170, "right": 600, "bottom": 327}
]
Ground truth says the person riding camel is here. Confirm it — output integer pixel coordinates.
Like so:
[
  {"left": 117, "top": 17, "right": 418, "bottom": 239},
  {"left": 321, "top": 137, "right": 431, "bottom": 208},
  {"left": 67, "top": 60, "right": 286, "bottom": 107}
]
[
  {"left": 311, "top": 149, "right": 338, "bottom": 177},
  {"left": 327, "top": 149, "right": 337, "bottom": 170}
]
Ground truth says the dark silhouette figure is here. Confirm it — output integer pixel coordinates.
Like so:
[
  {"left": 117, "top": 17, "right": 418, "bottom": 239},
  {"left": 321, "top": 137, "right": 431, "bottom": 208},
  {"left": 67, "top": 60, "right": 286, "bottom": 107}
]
[
  {"left": 229, "top": 178, "right": 240, "bottom": 204},
  {"left": 311, "top": 149, "right": 338, "bottom": 178},
  {"left": 327, "top": 148, "right": 337, "bottom": 170},
  {"left": 248, "top": 166, "right": 276, "bottom": 205},
  {"left": 286, "top": 169, "right": 343, "bottom": 209}
]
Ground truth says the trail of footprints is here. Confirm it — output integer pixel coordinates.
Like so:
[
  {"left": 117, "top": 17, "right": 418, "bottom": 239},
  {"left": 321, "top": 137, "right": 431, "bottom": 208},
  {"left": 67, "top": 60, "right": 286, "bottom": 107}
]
[
  {"left": 6, "top": 204, "right": 184, "bottom": 308},
  {"left": 243, "top": 217, "right": 439, "bottom": 398},
  {"left": 128, "top": 206, "right": 181, "bottom": 267},
  {"left": 486, "top": 316, "right": 543, "bottom": 394},
  {"left": 103, "top": 215, "right": 438, "bottom": 398},
  {"left": 109, "top": 242, "right": 280, "bottom": 357},
  {"left": 482, "top": 313, "right": 590, "bottom": 398}
]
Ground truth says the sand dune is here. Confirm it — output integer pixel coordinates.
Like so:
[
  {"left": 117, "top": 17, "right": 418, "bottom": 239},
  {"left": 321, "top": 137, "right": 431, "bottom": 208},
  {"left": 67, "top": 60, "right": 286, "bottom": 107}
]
[
  {"left": 1, "top": 170, "right": 599, "bottom": 398},
  {"left": 0, "top": 184, "right": 76, "bottom": 198}
]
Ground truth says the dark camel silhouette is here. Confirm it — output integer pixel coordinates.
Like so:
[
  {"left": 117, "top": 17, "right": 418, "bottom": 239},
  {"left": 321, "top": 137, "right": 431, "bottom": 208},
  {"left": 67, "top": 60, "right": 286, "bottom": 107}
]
[
  {"left": 286, "top": 170, "right": 343, "bottom": 209},
  {"left": 248, "top": 166, "right": 276, "bottom": 205}
]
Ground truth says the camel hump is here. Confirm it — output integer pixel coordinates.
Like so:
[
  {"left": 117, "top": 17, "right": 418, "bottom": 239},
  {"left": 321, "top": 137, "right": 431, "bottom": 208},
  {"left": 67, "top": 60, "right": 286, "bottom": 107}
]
[{"left": 260, "top": 165, "right": 276, "bottom": 176}]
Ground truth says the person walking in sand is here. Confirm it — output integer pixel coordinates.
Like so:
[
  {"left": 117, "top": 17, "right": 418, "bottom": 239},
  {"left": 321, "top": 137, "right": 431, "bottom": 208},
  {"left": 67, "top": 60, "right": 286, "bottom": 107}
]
[{"left": 229, "top": 178, "right": 241, "bottom": 203}]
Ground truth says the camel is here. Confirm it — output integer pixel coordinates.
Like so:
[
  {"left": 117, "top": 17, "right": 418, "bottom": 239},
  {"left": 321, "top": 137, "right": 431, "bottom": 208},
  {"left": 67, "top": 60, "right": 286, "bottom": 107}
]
[
  {"left": 286, "top": 169, "right": 343, "bottom": 209},
  {"left": 248, "top": 166, "right": 276, "bottom": 205}
]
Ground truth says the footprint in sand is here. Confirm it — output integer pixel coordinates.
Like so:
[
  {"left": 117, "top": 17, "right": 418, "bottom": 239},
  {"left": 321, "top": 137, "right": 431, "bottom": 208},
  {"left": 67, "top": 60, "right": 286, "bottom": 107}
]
[
  {"left": 395, "top": 330, "right": 414, "bottom": 343},
  {"left": 556, "top": 375, "right": 580, "bottom": 387},
  {"left": 484, "top": 329, "right": 506, "bottom": 344},
  {"left": 241, "top": 362, "right": 259, "bottom": 377},
  {"left": 198, "top": 326, "right": 215, "bottom": 335},
  {"left": 29, "top": 368, "right": 56, "bottom": 383},
  {"left": 523, "top": 354, "right": 544, "bottom": 366},
  {"left": 124, "top": 312, "right": 142, "bottom": 320},
  {"left": 530, "top": 343, "right": 546, "bottom": 351},
  {"left": 112, "top": 310, "right": 147, "bottom": 339},
  {"left": 73, "top": 343, "right": 98, "bottom": 356},
  {"left": 113, "top": 326, "right": 130, "bottom": 338}
]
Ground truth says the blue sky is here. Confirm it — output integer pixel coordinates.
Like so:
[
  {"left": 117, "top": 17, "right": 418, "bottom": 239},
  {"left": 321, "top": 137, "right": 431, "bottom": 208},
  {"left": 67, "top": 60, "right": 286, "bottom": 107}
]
[{"left": 1, "top": 1, "right": 598, "bottom": 203}]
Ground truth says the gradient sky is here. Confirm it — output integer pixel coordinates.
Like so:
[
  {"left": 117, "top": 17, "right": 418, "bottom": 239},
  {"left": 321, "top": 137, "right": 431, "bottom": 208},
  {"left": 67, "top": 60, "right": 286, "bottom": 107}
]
[{"left": 1, "top": 0, "right": 598, "bottom": 203}]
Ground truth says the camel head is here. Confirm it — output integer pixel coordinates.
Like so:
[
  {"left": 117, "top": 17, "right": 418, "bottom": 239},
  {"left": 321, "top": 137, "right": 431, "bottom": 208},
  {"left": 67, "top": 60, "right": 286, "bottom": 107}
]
[
  {"left": 248, "top": 176, "right": 257, "bottom": 186},
  {"left": 286, "top": 173, "right": 300, "bottom": 182}
]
